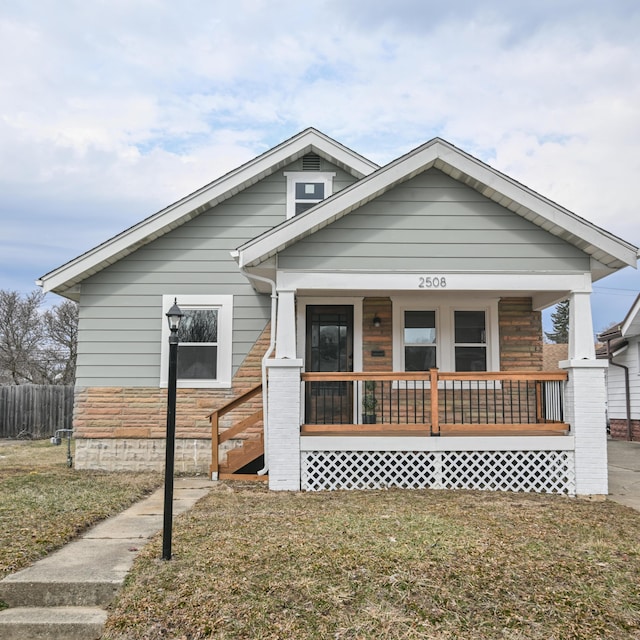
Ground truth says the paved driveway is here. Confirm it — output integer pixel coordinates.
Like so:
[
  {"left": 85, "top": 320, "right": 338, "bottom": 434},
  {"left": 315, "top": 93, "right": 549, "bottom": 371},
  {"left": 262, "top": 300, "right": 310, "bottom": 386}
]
[{"left": 608, "top": 439, "right": 640, "bottom": 511}]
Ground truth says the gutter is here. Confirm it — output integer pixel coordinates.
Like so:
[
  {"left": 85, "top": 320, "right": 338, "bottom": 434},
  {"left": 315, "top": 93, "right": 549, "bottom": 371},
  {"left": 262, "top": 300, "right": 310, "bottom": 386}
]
[
  {"left": 238, "top": 263, "right": 278, "bottom": 475},
  {"left": 605, "top": 339, "right": 633, "bottom": 441}
]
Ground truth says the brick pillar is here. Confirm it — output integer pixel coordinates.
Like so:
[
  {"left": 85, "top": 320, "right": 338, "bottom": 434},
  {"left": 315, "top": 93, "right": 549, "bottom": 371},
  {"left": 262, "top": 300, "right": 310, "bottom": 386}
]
[
  {"left": 266, "top": 359, "right": 303, "bottom": 491},
  {"left": 560, "top": 360, "right": 609, "bottom": 495}
]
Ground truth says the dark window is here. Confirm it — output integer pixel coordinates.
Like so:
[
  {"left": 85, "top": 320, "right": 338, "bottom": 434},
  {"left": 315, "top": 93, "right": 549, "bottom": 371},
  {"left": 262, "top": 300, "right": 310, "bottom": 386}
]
[
  {"left": 294, "top": 182, "right": 325, "bottom": 215},
  {"left": 454, "top": 310, "right": 486, "bottom": 371},
  {"left": 177, "top": 309, "right": 218, "bottom": 379},
  {"left": 404, "top": 310, "right": 437, "bottom": 371},
  {"left": 295, "top": 182, "right": 324, "bottom": 200}
]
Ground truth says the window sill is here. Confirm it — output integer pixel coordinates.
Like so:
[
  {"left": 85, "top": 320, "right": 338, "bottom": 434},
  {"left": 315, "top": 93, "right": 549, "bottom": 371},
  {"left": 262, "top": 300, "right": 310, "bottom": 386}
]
[{"left": 159, "top": 380, "right": 232, "bottom": 390}]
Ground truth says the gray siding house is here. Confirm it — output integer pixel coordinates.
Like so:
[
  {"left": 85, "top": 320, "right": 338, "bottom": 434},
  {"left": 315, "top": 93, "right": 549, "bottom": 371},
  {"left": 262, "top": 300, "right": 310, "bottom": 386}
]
[
  {"left": 38, "top": 128, "right": 638, "bottom": 494},
  {"left": 598, "top": 294, "right": 640, "bottom": 441}
]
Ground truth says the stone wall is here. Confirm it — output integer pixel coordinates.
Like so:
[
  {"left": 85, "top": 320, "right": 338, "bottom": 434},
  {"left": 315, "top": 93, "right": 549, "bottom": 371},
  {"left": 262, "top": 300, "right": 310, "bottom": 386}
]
[
  {"left": 363, "top": 297, "right": 393, "bottom": 372},
  {"left": 499, "top": 297, "right": 543, "bottom": 371},
  {"left": 74, "top": 437, "right": 212, "bottom": 473}
]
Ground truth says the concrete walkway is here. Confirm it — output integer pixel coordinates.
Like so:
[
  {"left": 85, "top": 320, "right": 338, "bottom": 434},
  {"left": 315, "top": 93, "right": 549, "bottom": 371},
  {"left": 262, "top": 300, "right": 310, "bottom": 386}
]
[
  {"left": 607, "top": 439, "right": 640, "bottom": 511},
  {"left": 0, "top": 477, "right": 213, "bottom": 640}
]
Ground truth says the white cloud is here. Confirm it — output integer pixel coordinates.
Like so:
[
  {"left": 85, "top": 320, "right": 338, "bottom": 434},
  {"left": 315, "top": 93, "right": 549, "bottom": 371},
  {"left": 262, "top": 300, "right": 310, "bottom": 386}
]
[{"left": 0, "top": 0, "right": 639, "bottom": 332}]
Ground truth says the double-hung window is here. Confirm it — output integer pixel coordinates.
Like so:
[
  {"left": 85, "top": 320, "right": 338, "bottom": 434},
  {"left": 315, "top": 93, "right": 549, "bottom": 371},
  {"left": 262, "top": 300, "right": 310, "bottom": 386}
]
[
  {"left": 404, "top": 310, "right": 437, "bottom": 371},
  {"left": 160, "top": 295, "right": 233, "bottom": 388},
  {"left": 454, "top": 310, "right": 487, "bottom": 371},
  {"left": 284, "top": 172, "right": 335, "bottom": 219}
]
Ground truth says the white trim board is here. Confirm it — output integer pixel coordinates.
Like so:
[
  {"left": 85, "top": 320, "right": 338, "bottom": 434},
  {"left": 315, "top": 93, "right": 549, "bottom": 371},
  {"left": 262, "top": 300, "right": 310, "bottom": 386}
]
[{"left": 300, "top": 435, "right": 575, "bottom": 452}]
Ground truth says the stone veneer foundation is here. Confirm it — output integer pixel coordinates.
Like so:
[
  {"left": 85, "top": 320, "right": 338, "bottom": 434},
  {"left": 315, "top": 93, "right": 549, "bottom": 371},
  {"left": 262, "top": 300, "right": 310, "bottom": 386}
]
[{"left": 74, "top": 437, "right": 213, "bottom": 473}]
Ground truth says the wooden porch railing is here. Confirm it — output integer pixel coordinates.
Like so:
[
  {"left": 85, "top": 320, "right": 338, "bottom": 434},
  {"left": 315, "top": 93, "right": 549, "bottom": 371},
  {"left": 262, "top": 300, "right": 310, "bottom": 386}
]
[
  {"left": 301, "top": 369, "right": 569, "bottom": 436},
  {"left": 209, "top": 383, "right": 263, "bottom": 478}
]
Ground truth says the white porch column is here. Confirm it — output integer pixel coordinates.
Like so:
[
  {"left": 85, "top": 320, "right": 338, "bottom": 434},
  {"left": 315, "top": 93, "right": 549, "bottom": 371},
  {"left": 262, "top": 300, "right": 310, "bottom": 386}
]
[
  {"left": 560, "top": 360, "right": 609, "bottom": 495},
  {"left": 266, "top": 358, "right": 303, "bottom": 491},
  {"left": 568, "top": 291, "right": 596, "bottom": 360},
  {"left": 276, "top": 289, "right": 297, "bottom": 358}
]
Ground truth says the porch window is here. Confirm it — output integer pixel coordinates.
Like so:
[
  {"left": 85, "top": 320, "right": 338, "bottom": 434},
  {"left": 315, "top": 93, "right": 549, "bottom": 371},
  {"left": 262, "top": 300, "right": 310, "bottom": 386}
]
[
  {"left": 160, "top": 294, "right": 233, "bottom": 389},
  {"left": 284, "top": 171, "right": 336, "bottom": 219},
  {"left": 404, "top": 310, "right": 437, "bottom": 371},
  {"left": 392, "top": 298, "right": 498, "bottom": 373},
  {"left": 454, "top": 310, "right": 487, "bottom": 371}
]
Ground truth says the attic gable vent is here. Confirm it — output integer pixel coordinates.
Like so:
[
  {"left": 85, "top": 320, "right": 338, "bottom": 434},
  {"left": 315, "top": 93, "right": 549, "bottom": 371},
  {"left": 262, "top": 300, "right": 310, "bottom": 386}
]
[{"left": 302, "top": 153, "right": 321, "bottom": 171}]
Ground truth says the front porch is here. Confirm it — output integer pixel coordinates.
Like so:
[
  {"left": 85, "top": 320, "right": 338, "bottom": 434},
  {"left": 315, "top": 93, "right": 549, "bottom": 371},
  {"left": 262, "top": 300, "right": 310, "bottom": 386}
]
[
  {"left": 208, "top": 286, "right": 609, "bottom": 495},
  {"left": 210, "top": 367, "right": 590, "bottom": 494},
  {"left": 263, "top": 358, "right": 607, "bottom": 495}
]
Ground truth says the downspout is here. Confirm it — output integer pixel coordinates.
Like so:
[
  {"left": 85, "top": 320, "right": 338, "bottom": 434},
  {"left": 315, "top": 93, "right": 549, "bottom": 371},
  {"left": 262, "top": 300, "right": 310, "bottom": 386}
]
[
  {"left": 605, "top": 339, "right": 633, "bottom": 441},
  {"left": 239, "top": 265, "right": 278, "bottom": 474}
]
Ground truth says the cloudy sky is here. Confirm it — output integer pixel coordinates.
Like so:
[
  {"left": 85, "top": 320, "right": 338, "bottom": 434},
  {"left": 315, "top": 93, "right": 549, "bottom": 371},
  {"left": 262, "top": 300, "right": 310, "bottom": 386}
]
[{"left": 1, "top": 0, "right": 639, "bottom": 334}]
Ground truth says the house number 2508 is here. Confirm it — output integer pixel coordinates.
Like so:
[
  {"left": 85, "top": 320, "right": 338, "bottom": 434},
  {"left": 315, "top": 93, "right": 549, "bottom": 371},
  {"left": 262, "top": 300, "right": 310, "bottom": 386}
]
[{"left": 418, "top": 276, "right": 447, "bottom": 289}]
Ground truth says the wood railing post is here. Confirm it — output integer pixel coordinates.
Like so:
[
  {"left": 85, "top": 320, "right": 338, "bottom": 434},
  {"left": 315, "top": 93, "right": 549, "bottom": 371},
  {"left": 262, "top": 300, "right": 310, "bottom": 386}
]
[
  {"left": 210, "top": 410, "right": 219, "bottom": 480},
  {"left": 430, "top": 368, "right": 440, "bottom": 436}
]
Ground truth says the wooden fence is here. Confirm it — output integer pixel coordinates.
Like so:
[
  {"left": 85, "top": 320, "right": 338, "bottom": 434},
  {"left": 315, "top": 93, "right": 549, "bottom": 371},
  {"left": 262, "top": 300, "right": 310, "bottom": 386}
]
[{"left": 0, "top": 385, "right": 74, "bottom": 439}]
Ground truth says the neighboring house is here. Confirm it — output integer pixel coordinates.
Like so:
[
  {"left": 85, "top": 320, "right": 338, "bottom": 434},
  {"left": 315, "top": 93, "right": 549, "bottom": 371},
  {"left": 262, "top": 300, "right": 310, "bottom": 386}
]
[
  {"left": 597, "top": 294, "right": 640, "bottom": 441},
  {"left": 38, "top": 128, "right": 638, "bottom": 495}
]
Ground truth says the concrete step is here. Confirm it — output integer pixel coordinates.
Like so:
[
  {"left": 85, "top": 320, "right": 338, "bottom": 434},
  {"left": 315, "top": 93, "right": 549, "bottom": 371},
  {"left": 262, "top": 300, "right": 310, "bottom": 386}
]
[
  {"left": 0, "top": 538, "right": 141, "bottom": 607},
  {"left": 0, "top": 606, "right": 107, "bottom": 640},
  {"left": 0, "top": 578, "right": 120, "bottom": 608}
]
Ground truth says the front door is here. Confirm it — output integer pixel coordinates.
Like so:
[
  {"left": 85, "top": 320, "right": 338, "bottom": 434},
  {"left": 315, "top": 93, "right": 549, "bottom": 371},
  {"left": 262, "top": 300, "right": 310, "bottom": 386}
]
[{"left": 305, "top": 305, "right": 353, "bottom": 424}]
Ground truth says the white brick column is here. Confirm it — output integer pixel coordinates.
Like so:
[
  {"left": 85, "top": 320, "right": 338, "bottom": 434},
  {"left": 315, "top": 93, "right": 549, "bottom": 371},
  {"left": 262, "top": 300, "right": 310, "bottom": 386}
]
[
  {"left": 560, "top": 360, "right": 609, "bottom": 495},
  {"left": 266, "top": 358, "right": 303, "bottom": 491}
]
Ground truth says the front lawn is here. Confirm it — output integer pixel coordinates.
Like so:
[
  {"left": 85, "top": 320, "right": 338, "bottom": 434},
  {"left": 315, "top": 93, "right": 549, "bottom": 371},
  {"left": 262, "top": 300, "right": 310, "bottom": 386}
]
[
  {"left": 104, "top": 483, "right": 640, "bottom": 640},
  {"left": 0, "top": 440, "right": 161, "bottom": 580}
]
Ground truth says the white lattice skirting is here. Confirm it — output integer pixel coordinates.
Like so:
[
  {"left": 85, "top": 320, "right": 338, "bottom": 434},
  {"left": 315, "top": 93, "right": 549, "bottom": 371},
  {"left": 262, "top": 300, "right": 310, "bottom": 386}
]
[{"left": 301, "top": 450, "right": 576, "bottom": 494}]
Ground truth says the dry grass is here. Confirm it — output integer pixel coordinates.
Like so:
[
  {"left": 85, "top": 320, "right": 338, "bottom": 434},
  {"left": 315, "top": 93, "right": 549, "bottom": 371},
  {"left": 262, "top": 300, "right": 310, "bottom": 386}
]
[
  {"left": 105, "top": 483, "right": 640, "bottom": 640},
  {"left": 0, "top": 440, "right": 161, "bottom": 580}
]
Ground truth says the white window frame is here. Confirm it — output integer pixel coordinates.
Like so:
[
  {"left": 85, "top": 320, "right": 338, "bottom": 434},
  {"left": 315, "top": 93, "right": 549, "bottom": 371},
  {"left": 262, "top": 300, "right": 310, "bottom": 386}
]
[
  {"left": 284, "top": 171, "right": 335, "bottom": 220},
  {"left": 392, "top": 295, "right": 500, "bottom": 374},
  {"left": 160, "top": 294, "right": 233, "bottom": 389}
]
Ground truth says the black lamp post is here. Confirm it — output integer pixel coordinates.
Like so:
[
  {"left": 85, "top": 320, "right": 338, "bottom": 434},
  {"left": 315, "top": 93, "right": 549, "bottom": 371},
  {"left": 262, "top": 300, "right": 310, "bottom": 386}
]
[{"left": 163, "top": 298, "right": 183, "bottom": 561}]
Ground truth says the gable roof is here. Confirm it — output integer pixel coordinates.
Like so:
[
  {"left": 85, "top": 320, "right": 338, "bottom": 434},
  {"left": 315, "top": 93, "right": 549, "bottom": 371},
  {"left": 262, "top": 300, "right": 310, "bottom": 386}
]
[
  {"left": 37, "top": 128, "right": 379, "bottom": 299},
  {"left": 237, "top": 137, "right": 638, "bottom": 275}
]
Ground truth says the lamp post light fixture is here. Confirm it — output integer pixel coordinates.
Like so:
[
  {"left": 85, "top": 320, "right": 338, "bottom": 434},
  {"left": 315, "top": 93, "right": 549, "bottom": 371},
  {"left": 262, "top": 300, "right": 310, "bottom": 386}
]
[{"left": 163, "top": 298, "right": 183, "bottom": 561}]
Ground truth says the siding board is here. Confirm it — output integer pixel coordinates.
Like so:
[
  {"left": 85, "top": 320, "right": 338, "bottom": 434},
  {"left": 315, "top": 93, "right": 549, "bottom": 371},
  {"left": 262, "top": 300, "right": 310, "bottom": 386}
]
[
  {"left": 278, "top": 168, "right": 590, "bottom": 272},
  {"left": 75, "top": 159, "right": 351, "bottom": 386}
]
